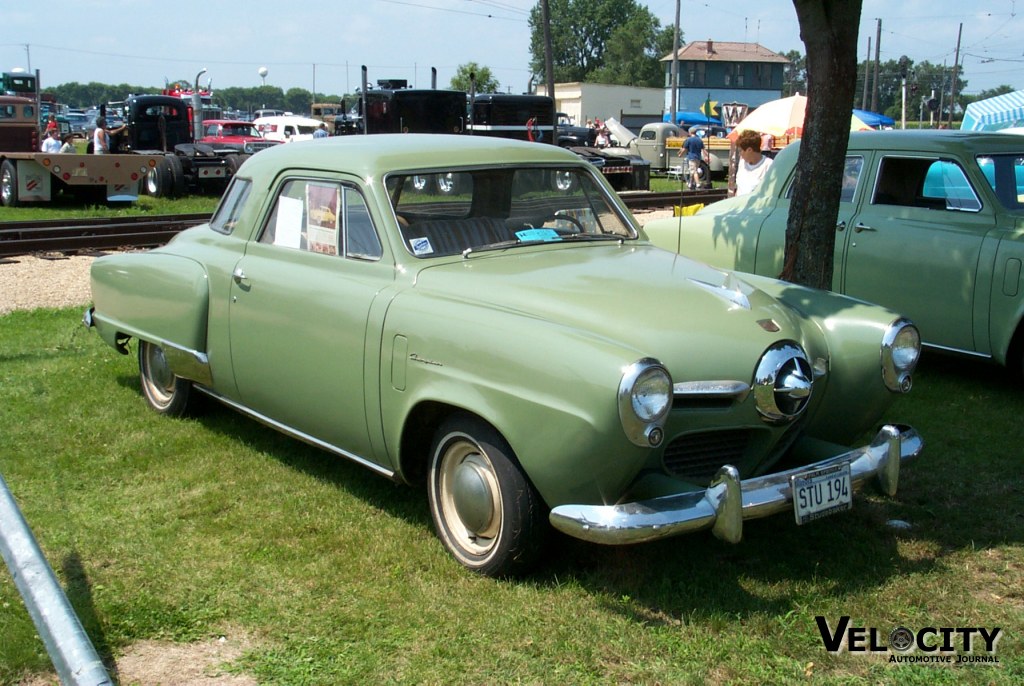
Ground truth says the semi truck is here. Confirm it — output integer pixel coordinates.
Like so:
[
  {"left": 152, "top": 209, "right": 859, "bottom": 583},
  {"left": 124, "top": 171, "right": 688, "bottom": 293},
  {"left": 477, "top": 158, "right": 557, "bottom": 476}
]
[{"left": 0, "top": 93, "right": 158, "bottom": 206}]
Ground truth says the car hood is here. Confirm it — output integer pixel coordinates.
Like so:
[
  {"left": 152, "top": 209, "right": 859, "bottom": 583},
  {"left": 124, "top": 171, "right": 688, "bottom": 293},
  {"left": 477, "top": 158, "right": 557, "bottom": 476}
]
[{"left": 412, "top": 243, "right": 812, "bottom": 379}]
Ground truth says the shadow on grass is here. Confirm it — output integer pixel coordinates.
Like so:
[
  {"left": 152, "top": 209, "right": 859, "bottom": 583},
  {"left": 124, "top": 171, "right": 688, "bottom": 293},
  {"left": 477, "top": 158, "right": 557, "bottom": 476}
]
[{"left": 110, "top": 349, "right": 1022, "bottom": 625}]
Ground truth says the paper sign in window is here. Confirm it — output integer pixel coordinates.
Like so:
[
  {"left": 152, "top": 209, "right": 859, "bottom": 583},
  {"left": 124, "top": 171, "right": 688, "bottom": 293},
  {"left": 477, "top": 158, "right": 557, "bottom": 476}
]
[{"left": 306, "top": 183, "right": 341, "bottom": 255}]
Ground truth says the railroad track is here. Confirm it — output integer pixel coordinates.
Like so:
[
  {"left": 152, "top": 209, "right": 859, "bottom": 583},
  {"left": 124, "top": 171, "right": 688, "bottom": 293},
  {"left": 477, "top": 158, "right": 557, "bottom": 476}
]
[{"left": 0, "top": 190, "right": 726, "bottom": 258}]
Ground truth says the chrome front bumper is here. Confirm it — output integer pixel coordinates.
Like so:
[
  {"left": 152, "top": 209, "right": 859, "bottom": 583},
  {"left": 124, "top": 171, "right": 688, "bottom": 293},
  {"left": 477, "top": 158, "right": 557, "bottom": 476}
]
[{"left": 549, "top": 424, "right": 922, "bottom": 545}]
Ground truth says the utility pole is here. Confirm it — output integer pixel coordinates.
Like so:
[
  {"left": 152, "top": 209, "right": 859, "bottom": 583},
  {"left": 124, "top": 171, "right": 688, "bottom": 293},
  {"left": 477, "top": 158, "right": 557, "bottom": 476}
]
[
  {"left": 871, "top": 19, "right": 881, "bottom": 113},
  {"left": 861, "top": 37, "right": 871, "bottom": 111},
  {"left": 671, "top": 0, "right": 680, "bottom": 125},
  {"left": 948, "top": 23, "right": 963, "bottom": 127},
  {"left": 541, "top": 0, "right": 555, "bottom": 103}
]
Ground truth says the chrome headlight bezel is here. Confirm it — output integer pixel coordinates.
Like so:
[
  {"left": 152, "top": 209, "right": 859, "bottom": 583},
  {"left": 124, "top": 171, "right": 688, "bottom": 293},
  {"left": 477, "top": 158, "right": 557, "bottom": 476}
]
[
  {"left": 882, "top": 318, "right": 920, "bottom": 393},
  {"left": 619, "top": 358, "right": 672, "bottom": 447}
]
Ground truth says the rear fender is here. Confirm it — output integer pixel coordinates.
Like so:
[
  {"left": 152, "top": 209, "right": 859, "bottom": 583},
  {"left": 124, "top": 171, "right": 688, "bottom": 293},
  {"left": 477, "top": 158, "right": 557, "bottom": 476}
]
[{"left": 90, "top": 252, "right": 210, "bottom": 369}]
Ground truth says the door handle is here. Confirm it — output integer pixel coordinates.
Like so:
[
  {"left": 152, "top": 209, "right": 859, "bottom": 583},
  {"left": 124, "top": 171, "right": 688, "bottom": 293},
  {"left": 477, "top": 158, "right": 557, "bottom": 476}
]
[
  {"left": 853, "top": 223, "right": 876, "bottom": 233},
  {"left": 232, "top": 267, "right": 248, "bottom": 282},
  {"left": 836, "top": 220, "right": 847, "bottom": 232}
]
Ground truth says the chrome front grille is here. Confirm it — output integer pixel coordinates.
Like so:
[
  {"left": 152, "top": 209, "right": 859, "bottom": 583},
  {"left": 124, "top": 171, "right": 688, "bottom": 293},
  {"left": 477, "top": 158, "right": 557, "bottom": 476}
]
[{"left": 662, "top": 429, "right": 753, "bottom": 482}]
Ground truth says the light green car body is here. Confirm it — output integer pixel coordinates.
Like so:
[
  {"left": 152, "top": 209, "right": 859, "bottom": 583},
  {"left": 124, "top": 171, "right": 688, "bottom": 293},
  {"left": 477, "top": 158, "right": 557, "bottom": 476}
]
[
  {"left": 87, "top": 134, "right": 922, "bottom": 574},
  {"left": 646, "top": 130, "right": 1024, "bottom": 376}
]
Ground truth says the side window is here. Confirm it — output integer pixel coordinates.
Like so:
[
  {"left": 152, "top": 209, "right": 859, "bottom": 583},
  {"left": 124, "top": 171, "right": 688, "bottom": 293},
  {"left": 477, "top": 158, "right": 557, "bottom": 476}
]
[
  {"left": 977, "top": 154, "right": 1024, "bottom": 211},
  {"left": 210, "top": 178, "right": 252, "bottom": 235},
  {"left": 840, "top": 156, "right": 863, "bottom": 202},
  {"left": 872, "top": 156, "right": 979, "bottom": 211},
  {"left": 783, "top": 156, "right": 862, "bottom": 202},
  {"left": 921, "top": 160, "right": 981, "bottom": 211},
  {"left": 259, "top": 179, "right": 382, "bottom": 259}
]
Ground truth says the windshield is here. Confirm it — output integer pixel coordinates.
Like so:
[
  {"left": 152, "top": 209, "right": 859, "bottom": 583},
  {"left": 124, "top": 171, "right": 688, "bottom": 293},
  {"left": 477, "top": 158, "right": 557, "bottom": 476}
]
[
  {"left": 976, "top": 154, "right": 1024, "bottom": 211},
  {"left": 222, "top": 123, "right": 259, "bottom": 137},
  {"left": 386, "top": 166, "right": 636, "bottom": 257}
]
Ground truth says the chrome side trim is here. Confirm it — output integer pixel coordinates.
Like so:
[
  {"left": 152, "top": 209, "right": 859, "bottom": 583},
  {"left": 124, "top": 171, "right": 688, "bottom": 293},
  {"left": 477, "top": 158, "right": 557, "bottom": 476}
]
[
  {"left": 549, "top": 424, "right": 922, "bottom": 545},
  {"left": 922, "top": 342, "right": 992, "bottom": 359},
  {"left": 156, "top": 341, "right": 213, "bottom": 388},
  {"left": 673, "top": 380, "right": 750, "bottom": 401},
  {"left": 193, "top": 386, "right": 396, "bottom": 480}
]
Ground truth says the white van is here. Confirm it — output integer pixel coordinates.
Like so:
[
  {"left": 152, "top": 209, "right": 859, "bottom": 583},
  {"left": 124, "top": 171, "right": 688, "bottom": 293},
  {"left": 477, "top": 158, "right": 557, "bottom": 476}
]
[{"left": 253, "top": 115, "right": 323, "bottom": 143}]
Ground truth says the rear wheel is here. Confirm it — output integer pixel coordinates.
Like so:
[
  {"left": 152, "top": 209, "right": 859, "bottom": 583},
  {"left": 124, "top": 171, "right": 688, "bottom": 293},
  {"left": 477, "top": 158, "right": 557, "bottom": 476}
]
[
  {"left": 428, "top": 414, "right": 547, "bottom": 577},
  {"left": 146, "top": 157, "right": 173, "bottom": 197},
  {"left": 138, "top": 340, "right": 194, "bottom": 417},
  {"left": 1, "top": 159, "right": 20, "bottom": 207},
  {"left": 166, "top": 155, "right": 186, "bottom": 197}
]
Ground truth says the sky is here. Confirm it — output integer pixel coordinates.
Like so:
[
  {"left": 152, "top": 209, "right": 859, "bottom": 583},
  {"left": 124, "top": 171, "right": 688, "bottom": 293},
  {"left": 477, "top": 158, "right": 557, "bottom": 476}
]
[{"left": 2, "top": 0, "right": 1021, "bottom": 100}]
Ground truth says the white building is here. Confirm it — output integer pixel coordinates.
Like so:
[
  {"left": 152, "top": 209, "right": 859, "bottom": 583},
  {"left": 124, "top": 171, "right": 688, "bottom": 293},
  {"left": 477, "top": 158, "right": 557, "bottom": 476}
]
[{"left": 532, "top": 82, "right": 665, "bottom": 126}]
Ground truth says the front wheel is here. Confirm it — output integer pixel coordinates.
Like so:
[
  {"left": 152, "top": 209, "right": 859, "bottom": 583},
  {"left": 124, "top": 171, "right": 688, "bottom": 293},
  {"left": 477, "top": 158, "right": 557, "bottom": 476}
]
[
  {"left": 428, "top": 414, "right": 547, "bottom": 577},
  {"left": 138, "top": 340, "right": 194, "bottom": 416}
]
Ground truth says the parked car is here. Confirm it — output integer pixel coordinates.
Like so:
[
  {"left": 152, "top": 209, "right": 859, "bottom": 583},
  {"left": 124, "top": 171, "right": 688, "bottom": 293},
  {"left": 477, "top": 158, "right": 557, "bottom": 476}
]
[
  {"left": 645, "top": 130, "right": 1024, "bottom": 379},
  {"left": 85, "top": 134, "right": 923, "bottom": 576},
  {"left": 253, "top": 115, "right": 321, "bottom": 142},
  {"left": 687, "top": 123, "right": 730, "bottom": 139},
  {"left": 198, "top": 119, "right": 280, "bottom": 155}
]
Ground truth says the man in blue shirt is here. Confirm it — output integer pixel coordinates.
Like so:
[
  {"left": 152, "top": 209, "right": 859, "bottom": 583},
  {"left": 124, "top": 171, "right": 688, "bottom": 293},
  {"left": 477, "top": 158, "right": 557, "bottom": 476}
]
[{"left": 680, "top": 130, "right": 704, "bottom": 190}]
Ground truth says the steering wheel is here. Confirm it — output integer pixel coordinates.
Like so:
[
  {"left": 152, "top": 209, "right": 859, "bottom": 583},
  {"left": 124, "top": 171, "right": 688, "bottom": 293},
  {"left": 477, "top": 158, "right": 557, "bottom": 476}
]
[{"left": 538, "top": 213, "right": 587, "bottom": 235}]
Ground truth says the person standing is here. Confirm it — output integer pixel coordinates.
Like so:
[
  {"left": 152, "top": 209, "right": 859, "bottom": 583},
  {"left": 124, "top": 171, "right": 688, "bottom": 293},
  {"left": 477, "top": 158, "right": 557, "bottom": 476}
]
[
  {"left": 40, "top": 129, "right": 61, "bottom": 153},
  {"left": 313, "top": 122, "right": 329, "bottom": 138},
  {"left": 59, "top": 133, "right": 77, "bottom": 153},
  {"left": 92, "top": 116, "right": 126, "bottom": 154},
  {"left": 735, "top": 129, "right": 774, "bottom": 196},
  {"left": 680, "top": 129, "right": 705, "bottom": 190},
  {"left": 759, "top": 131, "right": 776, "bottom": 159}
]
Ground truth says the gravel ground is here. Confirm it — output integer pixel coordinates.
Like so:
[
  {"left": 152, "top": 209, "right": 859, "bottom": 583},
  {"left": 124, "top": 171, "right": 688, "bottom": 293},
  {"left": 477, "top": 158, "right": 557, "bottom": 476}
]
[
  {"left": 1, "top": 253, "right": 98, "bottom": 315},
  {"left": 1, "top": 210, "right": 677, "bottom": 315}
]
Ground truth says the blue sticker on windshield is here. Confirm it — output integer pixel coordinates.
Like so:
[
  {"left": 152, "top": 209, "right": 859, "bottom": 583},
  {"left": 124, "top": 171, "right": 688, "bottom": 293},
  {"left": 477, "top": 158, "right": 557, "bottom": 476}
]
[{"left": 515, "top": 228, "right": 562, "bottom": 243}]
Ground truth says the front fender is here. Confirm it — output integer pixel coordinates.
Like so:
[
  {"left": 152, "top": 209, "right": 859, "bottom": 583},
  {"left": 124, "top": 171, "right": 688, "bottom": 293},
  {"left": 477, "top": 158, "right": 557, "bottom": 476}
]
[{"left": 380, "top": 293, "right": 652, "bottom": 508}]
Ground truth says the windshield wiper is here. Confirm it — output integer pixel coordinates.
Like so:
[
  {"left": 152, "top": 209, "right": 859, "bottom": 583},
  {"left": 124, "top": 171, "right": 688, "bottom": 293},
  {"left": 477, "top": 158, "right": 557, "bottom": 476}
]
[{"left": 462, "top": 234, "right": 627, "bottom": 258}]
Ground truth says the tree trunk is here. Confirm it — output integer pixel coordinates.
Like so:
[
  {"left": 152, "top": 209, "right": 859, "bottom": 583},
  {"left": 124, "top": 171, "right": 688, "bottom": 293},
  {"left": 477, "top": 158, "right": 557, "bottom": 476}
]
[{"left": 781, "top": 0, "right": 863, "bottom": 290}]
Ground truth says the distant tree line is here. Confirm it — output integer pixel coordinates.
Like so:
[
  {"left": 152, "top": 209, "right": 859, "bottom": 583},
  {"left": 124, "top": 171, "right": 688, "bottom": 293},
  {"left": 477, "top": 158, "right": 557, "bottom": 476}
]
[{"left": 47, "top": 81, "right": 350, "bottom": 116}]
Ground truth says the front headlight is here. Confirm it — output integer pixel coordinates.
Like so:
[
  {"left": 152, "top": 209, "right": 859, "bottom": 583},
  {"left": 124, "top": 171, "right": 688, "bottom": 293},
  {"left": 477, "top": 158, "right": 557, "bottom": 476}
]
[
  {"left": 882, "top": 318, "right": 920, "bottom": 393},
  {"left": 619, "top": 358, "right": 671, "bottom": 447}
]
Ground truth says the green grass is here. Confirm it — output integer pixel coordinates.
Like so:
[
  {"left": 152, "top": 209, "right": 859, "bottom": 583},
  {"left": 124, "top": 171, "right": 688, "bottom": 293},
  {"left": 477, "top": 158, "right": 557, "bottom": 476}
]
[
  {"left": 0, "top": 308, "right": 1021, "bottom": 685},
  {"left": 0, "top": 193, "right": 218, "bottom": 221}
]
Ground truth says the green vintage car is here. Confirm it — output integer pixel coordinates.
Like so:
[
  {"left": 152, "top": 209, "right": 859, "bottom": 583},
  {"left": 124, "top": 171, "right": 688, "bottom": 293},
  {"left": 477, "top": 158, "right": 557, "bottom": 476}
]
[
  {"left": 646, "top": 130, "right": 1024, "bottom": 378},
  {"left": 85, "top": 134, "right": 923, "bottom": 576}
]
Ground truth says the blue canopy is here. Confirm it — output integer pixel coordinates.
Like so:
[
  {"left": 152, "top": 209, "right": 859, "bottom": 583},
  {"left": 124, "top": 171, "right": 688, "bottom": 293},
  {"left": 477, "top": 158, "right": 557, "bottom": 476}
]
[
  {"left": 961, "top": 90, "right": 1024, "bottom": 131},
  {"left": 852, "top": 108, "right": 894, "bottom": 128},
  {"left": 664, "top": 110, "right": 723, "bottom": 127}
]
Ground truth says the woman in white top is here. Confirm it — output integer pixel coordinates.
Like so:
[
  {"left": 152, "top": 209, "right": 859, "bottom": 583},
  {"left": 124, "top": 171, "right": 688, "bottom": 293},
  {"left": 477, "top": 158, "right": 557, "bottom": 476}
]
[
  {"left": 92, "top": 116, "right": 126, "bottom": 154},
  {"left": 734, "top": 129, "right": 773, "bottom": 196}
]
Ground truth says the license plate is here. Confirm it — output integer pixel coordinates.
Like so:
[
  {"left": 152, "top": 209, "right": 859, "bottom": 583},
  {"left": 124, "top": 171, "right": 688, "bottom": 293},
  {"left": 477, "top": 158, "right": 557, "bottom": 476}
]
[{"left": 791, "top": 462, "right": 852, "bottom": 525}]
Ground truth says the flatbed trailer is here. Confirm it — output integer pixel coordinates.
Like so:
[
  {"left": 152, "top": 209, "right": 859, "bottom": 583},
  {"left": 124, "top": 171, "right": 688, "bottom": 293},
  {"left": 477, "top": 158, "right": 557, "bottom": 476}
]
[{"left": 0, "top": 152, "right": 159, "bottom": 206}]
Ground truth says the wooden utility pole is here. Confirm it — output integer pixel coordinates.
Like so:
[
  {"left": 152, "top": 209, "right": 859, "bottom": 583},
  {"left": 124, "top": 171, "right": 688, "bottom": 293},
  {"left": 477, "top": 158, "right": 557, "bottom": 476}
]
[
  {"left": 541, "top": 0, "right": 555, "bottom": 102},
  {"left": 670, "top": 0, "right": 680, "bottom": 125},
  {"left": 948, "top": 22, "right": 963, "bottom": 127},
  {"left": 870, "top": 18, "right": 881, "bottom": 113},
  {"left": 861, "top": 37, "right": 871, "bottom": 110}
]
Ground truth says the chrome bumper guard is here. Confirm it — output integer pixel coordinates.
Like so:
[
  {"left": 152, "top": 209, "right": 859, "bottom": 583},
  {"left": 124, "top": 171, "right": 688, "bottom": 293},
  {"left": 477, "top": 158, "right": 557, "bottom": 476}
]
[{"left": 549, "top": 424, "right": 922, "bottom": 545}]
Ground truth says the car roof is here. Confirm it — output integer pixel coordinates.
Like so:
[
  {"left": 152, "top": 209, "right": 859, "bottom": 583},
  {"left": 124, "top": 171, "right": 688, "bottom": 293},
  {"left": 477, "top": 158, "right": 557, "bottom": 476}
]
[
  {"left": 820, "top": 129, "right": 1024, "bottom": 154},
  {"left": 237, "top": 134, "right": 584, "bottom": 180}
]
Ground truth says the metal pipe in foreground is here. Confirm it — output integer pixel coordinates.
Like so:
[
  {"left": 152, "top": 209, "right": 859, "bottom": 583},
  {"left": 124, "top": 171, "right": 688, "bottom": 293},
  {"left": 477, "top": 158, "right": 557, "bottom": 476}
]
[{"left": 0, "top": 473, "right": 111, "bottom": 686}]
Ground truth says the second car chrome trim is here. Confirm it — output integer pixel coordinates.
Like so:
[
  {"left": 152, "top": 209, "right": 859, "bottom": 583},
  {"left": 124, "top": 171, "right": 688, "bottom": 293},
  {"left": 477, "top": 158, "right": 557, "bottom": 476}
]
[{"left": 549, "top": 424, "right": 922, "bottom": 545}]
